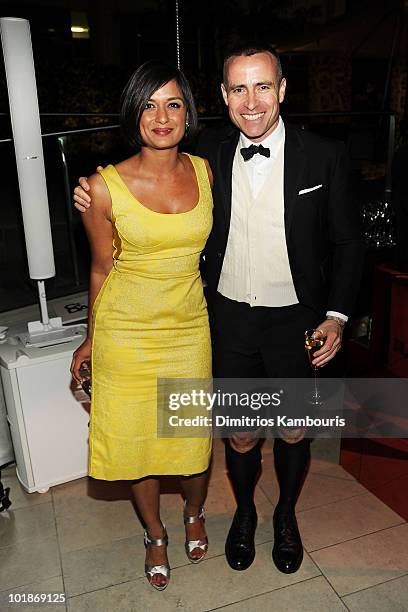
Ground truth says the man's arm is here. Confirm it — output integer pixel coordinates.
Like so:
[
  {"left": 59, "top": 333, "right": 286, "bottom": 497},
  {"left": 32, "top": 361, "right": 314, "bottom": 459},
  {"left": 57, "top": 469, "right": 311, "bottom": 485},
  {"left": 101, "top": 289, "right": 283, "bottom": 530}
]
[
  {"left": 312, "top": 143, "right": 365, "bottom": 367},
  {"left": 326, "top": 142, "right": 365, "bottom": 314}
]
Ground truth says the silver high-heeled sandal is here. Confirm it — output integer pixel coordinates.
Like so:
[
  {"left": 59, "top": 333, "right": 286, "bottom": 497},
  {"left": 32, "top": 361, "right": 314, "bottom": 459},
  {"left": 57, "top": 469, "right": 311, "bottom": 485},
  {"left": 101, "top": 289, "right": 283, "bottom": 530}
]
[
  {"left": 183, "top": 505, "right": 209, "bottom": 563},
  {"left": 143, "top": 526, "right": 170, "bottom": 590}
]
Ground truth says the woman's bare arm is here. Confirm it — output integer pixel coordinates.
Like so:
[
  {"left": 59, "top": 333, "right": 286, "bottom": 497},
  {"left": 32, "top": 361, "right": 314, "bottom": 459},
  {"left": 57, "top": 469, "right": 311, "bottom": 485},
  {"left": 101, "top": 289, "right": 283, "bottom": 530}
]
[{"left": 70, "top": 172, "right": 113, "bottom": 381}]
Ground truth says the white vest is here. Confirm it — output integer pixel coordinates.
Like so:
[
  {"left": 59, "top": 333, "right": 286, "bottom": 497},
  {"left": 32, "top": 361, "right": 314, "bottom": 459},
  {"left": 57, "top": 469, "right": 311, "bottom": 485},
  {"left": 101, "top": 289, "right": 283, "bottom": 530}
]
[{"left": 217, "top": 140, "right": 299, "bottom": 307}]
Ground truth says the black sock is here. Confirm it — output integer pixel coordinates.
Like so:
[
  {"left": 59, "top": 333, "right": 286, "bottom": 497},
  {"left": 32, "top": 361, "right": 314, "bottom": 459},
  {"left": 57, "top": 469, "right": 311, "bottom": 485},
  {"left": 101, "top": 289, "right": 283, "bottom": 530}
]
[
  {"left": 225, "top": 440, "right": 261, "bottom": 516},
  {"left": 273, "top": 437, "right": 311, "bottom": 516}
]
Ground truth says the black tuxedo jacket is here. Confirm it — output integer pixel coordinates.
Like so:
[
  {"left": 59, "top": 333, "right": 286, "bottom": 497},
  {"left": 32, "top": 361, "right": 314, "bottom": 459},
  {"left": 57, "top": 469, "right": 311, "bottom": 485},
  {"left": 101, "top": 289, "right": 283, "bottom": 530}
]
[{"left": 196, "top": 121, "right": 365, "bottom": 318}]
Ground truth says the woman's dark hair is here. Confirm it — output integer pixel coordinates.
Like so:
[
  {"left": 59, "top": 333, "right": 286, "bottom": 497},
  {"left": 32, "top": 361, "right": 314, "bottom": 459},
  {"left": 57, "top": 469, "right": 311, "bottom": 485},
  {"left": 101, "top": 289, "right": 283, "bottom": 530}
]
[{"left": 120, "top": 60, "right": 198, "bottom": 149}]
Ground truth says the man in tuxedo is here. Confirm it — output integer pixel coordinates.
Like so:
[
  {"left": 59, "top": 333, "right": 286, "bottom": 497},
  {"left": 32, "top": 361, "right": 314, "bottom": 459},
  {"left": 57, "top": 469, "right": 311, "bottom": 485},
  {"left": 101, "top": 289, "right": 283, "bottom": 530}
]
[
  {"left": 196, "top": 43, "right": 364, "bottom": 574},
  {"left": 73, "top": 43, "right": 364, "bottom": 575}
]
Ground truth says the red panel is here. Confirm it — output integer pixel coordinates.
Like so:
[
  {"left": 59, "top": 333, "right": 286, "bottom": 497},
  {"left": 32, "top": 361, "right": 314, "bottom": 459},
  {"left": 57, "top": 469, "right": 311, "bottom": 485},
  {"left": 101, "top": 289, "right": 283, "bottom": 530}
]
[{"left": 341, "top": 438, "right": 408, "bottom": 520}]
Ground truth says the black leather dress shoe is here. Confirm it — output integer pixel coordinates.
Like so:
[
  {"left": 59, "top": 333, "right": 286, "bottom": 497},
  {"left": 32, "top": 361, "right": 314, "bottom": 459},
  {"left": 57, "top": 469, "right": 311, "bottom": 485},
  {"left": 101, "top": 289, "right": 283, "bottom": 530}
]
[
  {"left": 272, "top": 511, "right": 303, "bottom": 574},
  {"left": 225, "top": 510, "right": 257, "bottom": 571}
]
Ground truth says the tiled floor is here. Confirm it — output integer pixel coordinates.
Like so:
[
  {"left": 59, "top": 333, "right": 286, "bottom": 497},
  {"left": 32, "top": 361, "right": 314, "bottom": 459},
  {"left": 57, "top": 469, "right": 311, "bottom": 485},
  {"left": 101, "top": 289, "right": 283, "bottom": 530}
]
[{"left": 0, "top": 439, "right": 407, "bottom": 612}]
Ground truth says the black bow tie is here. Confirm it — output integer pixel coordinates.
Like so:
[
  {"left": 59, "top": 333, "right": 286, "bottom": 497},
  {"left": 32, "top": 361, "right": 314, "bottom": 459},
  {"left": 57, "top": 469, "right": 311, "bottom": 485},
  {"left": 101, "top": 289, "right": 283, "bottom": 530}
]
[{"left": 240, "top": 143, "right": 271, "bottom": 161}]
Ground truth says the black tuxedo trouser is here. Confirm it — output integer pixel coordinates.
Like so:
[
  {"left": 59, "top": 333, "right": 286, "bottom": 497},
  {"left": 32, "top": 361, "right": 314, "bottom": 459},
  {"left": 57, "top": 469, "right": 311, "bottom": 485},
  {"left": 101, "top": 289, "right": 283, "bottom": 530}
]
[
  {"left": 210, "top": 292, "right": 320, "bottom": 379},
  {"left": 210, "top": 292, "right": 321, "bottom": 516}
]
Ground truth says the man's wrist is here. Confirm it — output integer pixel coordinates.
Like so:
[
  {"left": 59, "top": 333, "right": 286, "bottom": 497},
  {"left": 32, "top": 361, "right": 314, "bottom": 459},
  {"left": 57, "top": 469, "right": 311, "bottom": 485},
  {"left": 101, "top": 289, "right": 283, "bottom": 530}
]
[{"left": 326, "top": 315, "right": 346, "bottom": 328}]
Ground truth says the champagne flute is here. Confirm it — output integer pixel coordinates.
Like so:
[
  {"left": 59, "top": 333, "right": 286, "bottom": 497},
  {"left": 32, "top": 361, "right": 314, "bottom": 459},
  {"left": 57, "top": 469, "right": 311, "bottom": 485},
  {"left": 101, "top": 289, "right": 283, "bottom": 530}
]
[{"left": 305, "top": 328, "right": 324, "bottom": 405}]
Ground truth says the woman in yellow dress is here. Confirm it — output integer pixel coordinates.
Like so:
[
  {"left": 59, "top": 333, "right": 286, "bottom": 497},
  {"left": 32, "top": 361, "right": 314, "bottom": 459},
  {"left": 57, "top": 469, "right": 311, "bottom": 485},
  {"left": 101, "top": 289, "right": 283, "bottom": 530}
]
[{"left": 70, "top": 60, "right": 213, "bottom": 591}]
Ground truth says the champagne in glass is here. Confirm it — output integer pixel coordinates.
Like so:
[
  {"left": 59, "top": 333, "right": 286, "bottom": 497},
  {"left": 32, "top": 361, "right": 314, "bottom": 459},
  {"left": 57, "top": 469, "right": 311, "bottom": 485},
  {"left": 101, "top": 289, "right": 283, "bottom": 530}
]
[
  {"left": 305, "top": 333, "right": 324, "bottom": 368},
  {"left": 305, "top": 329, "right": 324, "bottom": 405}
]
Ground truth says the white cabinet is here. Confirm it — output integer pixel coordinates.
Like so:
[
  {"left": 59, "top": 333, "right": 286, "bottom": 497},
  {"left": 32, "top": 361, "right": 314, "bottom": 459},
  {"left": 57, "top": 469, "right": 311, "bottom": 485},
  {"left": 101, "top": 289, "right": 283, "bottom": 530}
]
[
  {"left": 0, "top": 377, "right": 13, "bottom": 466},
  {"left": 0, "top": 328, "right": 90, "bottom": 493}
]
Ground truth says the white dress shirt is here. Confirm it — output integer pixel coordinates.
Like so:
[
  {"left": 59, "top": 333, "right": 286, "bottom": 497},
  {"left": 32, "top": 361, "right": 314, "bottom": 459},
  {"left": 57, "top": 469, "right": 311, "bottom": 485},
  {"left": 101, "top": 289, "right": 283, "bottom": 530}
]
[{"left": 218, "top": 118, "right": 299, "bottom": 307}]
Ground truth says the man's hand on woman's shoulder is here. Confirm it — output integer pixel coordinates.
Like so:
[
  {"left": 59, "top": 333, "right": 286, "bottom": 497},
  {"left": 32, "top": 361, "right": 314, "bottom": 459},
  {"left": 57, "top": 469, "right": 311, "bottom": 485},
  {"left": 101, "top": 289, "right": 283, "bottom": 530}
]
[{"left": 73, "top": 166, "right": 103, "bottom": 212}]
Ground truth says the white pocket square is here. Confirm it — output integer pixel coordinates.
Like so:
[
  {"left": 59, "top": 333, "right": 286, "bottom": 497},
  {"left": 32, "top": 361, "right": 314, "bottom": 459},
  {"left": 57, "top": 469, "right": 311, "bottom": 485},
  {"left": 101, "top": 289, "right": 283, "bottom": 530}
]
[{"left": 298, "top": 184, "right": 323, "bottom": 195}]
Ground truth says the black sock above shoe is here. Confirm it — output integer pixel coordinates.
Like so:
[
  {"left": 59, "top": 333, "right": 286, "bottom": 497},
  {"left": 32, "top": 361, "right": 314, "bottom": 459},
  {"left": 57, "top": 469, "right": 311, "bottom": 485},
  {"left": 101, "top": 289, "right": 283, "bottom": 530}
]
[
  {"left": 273, "top": 437, "right": 311, "bottom": 517},
  {"left": 225, "top": 440, "right": 261, "bottom": 516}
]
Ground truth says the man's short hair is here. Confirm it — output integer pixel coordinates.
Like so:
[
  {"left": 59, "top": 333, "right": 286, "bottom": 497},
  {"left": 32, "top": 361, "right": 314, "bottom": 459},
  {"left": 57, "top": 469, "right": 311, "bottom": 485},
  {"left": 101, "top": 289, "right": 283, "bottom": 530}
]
[{"left": 223, "top": 42, "right": 283, "bottom": 86}]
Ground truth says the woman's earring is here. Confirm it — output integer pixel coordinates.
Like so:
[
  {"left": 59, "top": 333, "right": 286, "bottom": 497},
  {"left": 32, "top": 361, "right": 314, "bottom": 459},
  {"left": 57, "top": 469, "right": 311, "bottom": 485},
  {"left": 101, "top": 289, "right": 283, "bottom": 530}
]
[{"left": 185, "top": 118, "right": 190, "bottom": 133}]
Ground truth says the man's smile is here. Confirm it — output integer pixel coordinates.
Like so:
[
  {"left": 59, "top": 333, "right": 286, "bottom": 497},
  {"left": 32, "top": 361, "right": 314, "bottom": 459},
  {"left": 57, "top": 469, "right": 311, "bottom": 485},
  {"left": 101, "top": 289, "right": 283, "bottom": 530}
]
[{"left": 241, "top": 112, "right": 265, "bottom": 121}]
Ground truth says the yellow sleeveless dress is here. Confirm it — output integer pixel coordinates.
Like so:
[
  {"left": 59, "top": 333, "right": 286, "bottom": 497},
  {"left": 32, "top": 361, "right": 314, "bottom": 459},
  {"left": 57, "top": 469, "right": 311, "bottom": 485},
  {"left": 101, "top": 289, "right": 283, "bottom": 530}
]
[{"left": 89, "top": 154, "right": 213, "bottom": 480}]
